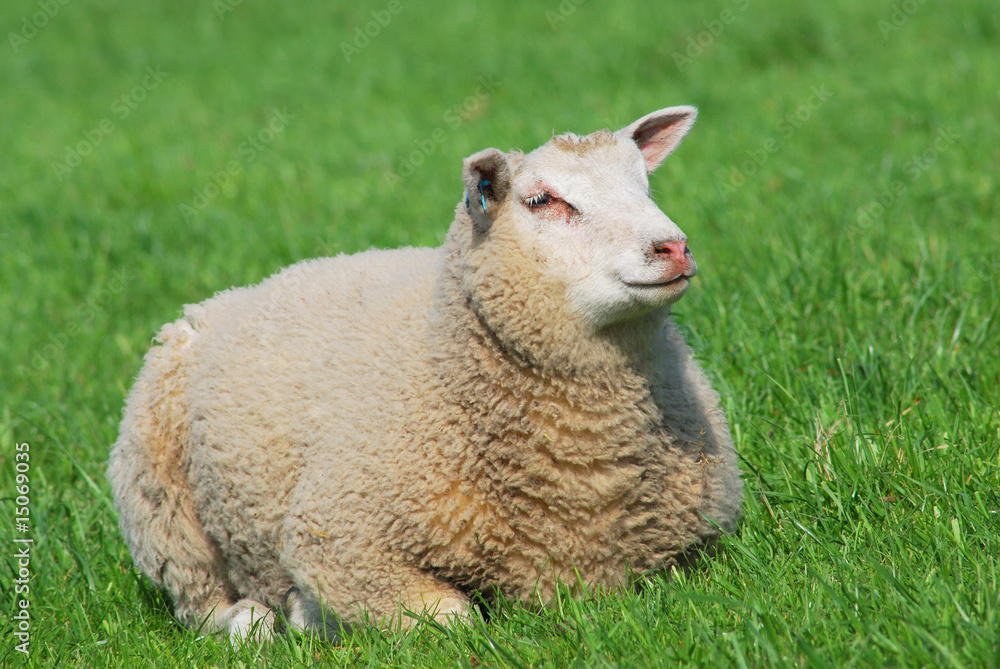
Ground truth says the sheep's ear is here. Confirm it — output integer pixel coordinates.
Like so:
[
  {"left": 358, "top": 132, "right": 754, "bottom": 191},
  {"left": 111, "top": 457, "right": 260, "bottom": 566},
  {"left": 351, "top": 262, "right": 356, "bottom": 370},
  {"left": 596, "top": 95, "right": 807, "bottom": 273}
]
[
  {"left": 462, "top": 148, "right": 512, "bottom": 233},
  {"left": 616, "top": 106, "right": 697, "bottom": 173}
]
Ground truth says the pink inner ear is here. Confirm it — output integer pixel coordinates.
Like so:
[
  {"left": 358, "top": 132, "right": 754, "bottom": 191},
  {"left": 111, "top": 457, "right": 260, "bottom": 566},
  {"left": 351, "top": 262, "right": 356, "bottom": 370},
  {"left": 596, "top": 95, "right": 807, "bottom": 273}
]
[
  {"left": 636, "top": 128, "right": 677, "bottom": 171},
  {"left": 628, "top": 110, "right": 695, "bottom": 173}
]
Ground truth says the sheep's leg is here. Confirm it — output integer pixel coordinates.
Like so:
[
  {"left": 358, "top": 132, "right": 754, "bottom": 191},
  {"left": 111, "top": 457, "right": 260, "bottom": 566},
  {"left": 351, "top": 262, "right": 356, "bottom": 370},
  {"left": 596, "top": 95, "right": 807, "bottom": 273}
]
[
  {"left": 282, "top": 545, "right": 470, "bottom": 633},
  {"left": 407, "top": 594, "right": 470, "bottom": 627},
  {"left": 396, "top": 571, "right": 472, "bottom": 629},
  {"left": 307, "top": 571, "right": 469, "bottom": 631},
  {"left": 109, "top": 319, "right": 265, "bottom": 642},
  {"left": 110, "top": 409, "right": 261, "bottom": 639},
  {"left": 111, "top": 425, "right": 280, "bottom": 644}
]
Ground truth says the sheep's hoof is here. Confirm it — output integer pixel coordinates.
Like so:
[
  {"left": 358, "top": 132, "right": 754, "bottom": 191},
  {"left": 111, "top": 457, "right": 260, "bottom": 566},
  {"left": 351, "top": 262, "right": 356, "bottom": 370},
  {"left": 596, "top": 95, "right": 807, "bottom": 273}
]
[
  {"left": 278, "top": 586, "right": 347, "bottom": 642},
  {"left": 279, "top": 586, "right": 311, "bottom": 634},
  {"left": 223, "top": 599, "right": 275, "bottom": 645}
]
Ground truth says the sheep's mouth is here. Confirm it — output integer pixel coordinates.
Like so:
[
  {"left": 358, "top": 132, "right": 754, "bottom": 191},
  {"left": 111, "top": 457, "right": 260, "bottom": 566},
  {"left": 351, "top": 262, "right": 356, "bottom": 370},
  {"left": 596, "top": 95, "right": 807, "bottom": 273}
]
[{"left": 625, "top": 274, "right": 689, "bottom": 289}]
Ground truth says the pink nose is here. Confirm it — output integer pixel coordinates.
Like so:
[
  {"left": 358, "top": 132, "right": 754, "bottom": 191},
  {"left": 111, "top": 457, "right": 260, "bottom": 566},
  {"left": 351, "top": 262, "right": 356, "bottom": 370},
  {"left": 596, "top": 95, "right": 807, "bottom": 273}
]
[{"left": 652, "top": 239, "right": 688, "bottom": 260}]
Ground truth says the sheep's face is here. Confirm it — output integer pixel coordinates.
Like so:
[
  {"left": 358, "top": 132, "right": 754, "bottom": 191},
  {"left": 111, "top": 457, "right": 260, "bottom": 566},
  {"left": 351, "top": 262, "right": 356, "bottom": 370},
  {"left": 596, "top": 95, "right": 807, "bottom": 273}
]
[{"left": 462, "top": 107, "right": 699, "bottom": 329}]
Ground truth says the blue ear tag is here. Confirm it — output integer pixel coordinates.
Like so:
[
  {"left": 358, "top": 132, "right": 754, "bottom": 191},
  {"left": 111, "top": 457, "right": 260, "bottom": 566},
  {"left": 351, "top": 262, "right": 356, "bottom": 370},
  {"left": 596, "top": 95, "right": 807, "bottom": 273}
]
[{"left": 478, "top": 179, "right": 491, "bottom": 215}]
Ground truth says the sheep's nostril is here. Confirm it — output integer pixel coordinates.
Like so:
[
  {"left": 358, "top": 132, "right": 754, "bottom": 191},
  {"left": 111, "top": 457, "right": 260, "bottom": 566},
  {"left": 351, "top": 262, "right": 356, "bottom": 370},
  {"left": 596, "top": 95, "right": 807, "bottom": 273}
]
[{"left": 652, "top": 239, "right": 688, "bottom": 259}]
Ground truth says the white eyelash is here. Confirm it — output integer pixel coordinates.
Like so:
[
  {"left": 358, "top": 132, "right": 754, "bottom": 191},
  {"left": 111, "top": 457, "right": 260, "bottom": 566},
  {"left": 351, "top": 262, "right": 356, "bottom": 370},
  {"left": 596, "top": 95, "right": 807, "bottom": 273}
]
[{"left": 526, "top": 192, "right": 552, "bottom": 208}]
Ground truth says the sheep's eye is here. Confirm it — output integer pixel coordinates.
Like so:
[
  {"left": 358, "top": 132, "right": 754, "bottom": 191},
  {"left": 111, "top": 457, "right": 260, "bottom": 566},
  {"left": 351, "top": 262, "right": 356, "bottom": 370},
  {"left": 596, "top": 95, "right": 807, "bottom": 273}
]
[{"left": 526, "top": 192, "right": 552, "bottom": 208}]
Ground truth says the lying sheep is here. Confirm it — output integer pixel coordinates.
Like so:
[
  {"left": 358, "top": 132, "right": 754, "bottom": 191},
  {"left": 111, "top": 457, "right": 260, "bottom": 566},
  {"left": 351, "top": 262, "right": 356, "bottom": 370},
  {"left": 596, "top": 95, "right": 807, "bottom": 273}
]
[{"left": 108, "top": 106, "right": 743, "bottom": 642}]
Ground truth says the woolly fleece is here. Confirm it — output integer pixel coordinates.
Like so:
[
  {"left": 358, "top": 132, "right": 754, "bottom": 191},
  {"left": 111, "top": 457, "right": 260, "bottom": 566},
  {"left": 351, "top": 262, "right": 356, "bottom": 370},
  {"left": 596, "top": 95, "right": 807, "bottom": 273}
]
[{"left": 108, "top": 106, "right": 743, "bottom": 638}]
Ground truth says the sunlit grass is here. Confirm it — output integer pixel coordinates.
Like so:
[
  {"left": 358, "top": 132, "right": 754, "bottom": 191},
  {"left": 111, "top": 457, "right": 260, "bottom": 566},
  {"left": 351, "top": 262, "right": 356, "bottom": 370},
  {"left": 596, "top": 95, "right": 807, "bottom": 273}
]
[{"left": 1, "top": 0, "right": 998, "bottom": 666}]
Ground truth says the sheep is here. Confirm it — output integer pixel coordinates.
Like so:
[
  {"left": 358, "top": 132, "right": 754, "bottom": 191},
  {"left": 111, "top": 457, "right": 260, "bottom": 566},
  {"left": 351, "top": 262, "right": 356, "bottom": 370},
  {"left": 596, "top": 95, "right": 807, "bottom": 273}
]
[{"left": 107, "top": 105, "right": 743, "bottom": 643}]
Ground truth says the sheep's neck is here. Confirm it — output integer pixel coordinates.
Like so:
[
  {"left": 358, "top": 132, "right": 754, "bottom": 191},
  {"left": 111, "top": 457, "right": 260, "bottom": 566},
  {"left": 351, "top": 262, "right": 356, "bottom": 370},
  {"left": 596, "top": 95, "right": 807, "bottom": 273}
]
[
  {"left": 424, "top": 272, "right": 678, "bottom": 597},
  {"left": 429, "top": 258, "right": 669, "bottom": 477}
]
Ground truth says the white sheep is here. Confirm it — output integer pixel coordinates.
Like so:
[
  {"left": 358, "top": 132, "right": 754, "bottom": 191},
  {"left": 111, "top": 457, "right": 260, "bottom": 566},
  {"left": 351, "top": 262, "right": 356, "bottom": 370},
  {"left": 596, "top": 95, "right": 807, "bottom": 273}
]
[{"left": 108, "top": 106, "right": 743, "bottom": 642}]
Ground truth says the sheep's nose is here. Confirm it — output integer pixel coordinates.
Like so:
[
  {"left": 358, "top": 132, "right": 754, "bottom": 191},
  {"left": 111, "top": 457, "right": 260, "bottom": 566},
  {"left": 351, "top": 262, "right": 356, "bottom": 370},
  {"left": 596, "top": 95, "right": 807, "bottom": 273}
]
[{"left": 652, "top": 239, "right": 689, "bottom": 260}]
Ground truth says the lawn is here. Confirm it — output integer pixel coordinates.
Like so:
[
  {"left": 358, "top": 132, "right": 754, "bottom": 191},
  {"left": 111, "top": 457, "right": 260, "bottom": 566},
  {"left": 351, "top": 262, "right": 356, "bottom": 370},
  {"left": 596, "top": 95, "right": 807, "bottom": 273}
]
[{"left": 1, "top": 0, "right": 998, "bottom": 666}]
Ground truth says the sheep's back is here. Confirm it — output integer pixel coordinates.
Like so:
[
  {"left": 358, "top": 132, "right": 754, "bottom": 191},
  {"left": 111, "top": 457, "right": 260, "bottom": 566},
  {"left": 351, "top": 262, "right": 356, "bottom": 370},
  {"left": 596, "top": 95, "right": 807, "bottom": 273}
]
[{"left": 177, "top": 246, "right": 444, "bottom": 575}]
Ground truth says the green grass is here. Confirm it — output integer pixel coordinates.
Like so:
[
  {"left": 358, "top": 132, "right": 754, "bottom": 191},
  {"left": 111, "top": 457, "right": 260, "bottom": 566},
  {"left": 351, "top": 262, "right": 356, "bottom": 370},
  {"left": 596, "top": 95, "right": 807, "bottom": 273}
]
[{"left": 2, "top": 0, "right": 998, "bottom": 666}]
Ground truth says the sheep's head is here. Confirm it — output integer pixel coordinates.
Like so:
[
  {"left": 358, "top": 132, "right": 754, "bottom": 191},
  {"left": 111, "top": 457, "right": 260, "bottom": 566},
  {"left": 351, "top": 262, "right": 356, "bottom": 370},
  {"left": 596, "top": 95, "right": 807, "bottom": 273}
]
[{"left": 460, "top": 107, "right": 698, "bottom": 332}]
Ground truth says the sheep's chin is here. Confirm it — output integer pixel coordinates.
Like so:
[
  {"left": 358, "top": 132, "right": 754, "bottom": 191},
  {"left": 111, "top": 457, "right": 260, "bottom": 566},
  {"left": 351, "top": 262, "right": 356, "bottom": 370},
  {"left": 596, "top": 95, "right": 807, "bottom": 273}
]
[{"left": 624, "top": 276, "right": 691, "bottom": 303}]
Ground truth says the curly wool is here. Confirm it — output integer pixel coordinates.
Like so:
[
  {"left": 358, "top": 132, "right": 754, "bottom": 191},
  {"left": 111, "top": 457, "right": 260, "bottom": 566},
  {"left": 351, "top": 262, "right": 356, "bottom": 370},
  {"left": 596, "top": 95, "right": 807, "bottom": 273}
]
[{"left": 108, "top": 107, "right": 743, "bottom": 637}]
